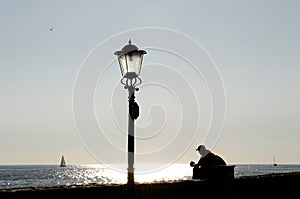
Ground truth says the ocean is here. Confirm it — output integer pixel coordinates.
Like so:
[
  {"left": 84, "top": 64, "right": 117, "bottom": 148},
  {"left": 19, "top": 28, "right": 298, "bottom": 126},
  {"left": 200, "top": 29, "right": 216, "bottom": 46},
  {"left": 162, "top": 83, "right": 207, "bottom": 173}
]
[{"left": 1, "top": 164, "right": 300, "bottom": 190}]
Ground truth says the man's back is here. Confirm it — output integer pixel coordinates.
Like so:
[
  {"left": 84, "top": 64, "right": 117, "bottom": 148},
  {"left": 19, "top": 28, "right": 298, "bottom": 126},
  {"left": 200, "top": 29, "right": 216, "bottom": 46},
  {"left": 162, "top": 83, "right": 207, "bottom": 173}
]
[{"left": 198, "top": 152, "right": 226, "bottom": 167}]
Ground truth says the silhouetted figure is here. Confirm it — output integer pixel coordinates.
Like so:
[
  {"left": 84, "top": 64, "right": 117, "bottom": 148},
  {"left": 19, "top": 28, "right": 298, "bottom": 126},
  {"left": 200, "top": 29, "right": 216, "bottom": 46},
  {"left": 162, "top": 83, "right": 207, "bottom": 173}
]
[
  {"left": 190, "top": 145, "right": 226, "bottom": 168},
  {"left": 191, "top": 145, "right": 234, "bottom": 197}
]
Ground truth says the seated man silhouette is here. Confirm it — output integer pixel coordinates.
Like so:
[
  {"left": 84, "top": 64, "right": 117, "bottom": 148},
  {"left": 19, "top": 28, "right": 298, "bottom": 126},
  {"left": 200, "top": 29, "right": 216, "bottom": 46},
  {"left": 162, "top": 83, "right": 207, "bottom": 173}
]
[{"left": 190, "top": 145, "right": 226, "bottom": 179}]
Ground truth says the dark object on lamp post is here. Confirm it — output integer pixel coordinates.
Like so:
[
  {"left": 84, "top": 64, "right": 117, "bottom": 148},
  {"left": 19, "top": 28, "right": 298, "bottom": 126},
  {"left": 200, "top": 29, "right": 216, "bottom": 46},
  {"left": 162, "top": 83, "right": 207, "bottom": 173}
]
[{"left": 114, "top": 40, "right": 146, "bottom": 185}]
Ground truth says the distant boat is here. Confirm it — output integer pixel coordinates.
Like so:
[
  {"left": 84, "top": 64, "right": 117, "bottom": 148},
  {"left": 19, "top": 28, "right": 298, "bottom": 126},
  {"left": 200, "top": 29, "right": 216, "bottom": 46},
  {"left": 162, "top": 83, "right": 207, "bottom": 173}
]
[
  {"left": 60, "top": 155, "right": 66, "bottom": 167},
  {"left": 273, "top": 156, "right": 277, "bottom": 166}
]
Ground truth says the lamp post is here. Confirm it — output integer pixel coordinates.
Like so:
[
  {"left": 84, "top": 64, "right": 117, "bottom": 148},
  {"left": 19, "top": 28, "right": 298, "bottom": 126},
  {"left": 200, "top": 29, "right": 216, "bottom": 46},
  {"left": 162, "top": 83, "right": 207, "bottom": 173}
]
[{"left": 114, "top": 40, "right": 146, "bottom": 185}]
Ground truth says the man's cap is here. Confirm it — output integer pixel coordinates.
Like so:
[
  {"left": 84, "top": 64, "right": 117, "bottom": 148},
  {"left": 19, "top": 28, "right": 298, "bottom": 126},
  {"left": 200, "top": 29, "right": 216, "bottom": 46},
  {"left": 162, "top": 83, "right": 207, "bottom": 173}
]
[{"left": 196, "top": 145, "right": 204, "bottom": 151}]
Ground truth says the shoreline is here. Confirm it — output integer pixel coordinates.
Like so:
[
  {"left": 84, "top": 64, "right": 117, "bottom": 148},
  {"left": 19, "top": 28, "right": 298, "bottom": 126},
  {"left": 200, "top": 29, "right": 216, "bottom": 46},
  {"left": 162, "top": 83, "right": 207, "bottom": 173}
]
[{"left": 1, "top": 172, "right": 299, "bottom": 198}]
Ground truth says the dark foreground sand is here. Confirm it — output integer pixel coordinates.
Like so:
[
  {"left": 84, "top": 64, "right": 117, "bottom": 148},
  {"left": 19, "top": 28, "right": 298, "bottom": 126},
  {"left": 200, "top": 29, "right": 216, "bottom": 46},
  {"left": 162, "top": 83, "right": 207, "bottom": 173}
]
[{"left": 1, "top": 172, "right": 299, "bottom": 198}]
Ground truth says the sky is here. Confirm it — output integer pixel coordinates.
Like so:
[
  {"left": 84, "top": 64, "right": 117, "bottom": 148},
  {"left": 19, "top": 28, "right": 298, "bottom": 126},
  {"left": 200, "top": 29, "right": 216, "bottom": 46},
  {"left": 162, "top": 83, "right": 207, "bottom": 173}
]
[{"left": 0, "top": 0, "right": 299, "bottom": 166}]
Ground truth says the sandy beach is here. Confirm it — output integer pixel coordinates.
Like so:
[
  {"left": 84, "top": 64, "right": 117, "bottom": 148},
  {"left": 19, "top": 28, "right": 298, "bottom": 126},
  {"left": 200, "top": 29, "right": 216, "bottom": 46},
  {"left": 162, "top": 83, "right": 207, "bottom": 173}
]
[{"left": 1, "top": 172, "right": 299, "bottom": 198}]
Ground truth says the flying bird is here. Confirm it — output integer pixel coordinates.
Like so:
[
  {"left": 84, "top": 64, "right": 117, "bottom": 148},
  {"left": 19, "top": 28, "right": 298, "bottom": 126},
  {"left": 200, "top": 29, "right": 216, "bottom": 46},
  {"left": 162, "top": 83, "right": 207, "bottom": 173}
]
[{"left": 50, "top": 27, "right": 54, "bottom": 31}]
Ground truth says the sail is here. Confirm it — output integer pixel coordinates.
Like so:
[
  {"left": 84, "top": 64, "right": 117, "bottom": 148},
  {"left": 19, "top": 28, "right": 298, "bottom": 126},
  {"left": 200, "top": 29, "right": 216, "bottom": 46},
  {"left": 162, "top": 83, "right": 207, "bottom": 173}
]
[{"left": 60, "top": 155, "right": 66, "bottom": 167}]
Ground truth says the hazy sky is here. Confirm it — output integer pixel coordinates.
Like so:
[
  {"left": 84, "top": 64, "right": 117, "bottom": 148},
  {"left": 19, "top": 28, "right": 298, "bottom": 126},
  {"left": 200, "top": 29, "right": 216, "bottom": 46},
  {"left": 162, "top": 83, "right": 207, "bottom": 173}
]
[{"left": 0, "top": 0, "right": 299, "bottom": 166}]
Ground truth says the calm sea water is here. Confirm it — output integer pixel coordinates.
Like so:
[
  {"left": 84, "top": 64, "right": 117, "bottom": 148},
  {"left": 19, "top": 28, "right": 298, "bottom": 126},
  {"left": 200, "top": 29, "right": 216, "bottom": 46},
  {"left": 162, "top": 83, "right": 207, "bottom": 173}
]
[{"left": 0, "top": 164, "right": 300, "bottom": 190}]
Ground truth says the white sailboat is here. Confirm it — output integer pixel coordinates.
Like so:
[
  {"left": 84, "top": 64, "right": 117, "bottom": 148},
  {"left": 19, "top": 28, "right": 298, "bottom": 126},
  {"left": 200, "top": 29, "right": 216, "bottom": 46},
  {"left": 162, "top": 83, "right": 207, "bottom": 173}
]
[
  {"left": 60, "top": 155, "right": 66, "bottom": 167},
  {"left": 273, "top": 156, "right": 277, "bottom": 166}
]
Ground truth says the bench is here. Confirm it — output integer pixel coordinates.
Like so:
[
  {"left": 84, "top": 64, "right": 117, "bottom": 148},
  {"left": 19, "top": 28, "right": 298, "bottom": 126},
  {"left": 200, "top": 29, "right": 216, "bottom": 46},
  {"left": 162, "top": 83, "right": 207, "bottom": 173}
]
[{"left": 192, "top": 165, "right": 235, "bottom": 182}]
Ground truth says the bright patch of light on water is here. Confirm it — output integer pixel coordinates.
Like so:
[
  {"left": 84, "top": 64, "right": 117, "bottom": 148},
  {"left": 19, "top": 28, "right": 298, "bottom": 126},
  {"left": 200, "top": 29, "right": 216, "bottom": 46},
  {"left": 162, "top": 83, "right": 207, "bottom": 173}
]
[{"left": 134, "top": 164, "right": 192, "bottom": 183}]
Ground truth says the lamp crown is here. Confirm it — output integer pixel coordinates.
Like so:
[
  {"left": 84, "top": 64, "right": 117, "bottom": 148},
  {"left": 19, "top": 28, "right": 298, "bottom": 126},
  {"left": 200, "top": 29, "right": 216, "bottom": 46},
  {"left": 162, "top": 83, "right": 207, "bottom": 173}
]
[{"left": 114, "top": 40, "right": 146, "bottom": 56}]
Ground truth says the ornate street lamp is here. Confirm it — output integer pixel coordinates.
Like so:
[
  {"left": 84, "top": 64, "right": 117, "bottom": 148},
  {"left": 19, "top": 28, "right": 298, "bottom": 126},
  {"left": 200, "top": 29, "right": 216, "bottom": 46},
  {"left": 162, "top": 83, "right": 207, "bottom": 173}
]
[{"left": 114, "top": 40, "right": 146, "bottom": 185}]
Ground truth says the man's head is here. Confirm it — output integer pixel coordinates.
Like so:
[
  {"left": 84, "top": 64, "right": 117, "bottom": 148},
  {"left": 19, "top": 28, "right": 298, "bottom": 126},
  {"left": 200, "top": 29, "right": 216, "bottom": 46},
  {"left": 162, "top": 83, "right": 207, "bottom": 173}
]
[{"left": 196, "top": 145, "right": 208, "bottom": 155}]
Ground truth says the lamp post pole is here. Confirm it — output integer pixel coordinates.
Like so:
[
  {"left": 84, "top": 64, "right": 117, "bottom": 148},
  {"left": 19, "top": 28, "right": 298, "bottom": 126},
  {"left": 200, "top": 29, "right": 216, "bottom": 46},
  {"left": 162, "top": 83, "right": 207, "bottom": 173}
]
[
  {"left": 127, "top": 85, "right": 137, "bottom": 184},
  {"left": 114, "top": 40, "right": 146, "bottom": 185}
]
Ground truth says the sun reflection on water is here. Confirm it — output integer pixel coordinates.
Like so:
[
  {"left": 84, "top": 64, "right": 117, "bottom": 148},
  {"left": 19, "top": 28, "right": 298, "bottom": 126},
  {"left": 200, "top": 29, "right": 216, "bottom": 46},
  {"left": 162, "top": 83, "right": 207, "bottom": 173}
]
[
  {"left": 52, "top": 164, "right": 192, "bottom": 185},
  {"left": 134, "top": 164, "right": 192, "bottom": 183}
]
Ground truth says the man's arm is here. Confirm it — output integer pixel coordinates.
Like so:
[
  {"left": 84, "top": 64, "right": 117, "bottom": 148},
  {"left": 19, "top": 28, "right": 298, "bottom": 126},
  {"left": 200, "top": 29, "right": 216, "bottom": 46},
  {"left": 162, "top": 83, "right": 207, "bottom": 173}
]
[{"left": 190, "top": 161, "right": 201, "bottom": 168}]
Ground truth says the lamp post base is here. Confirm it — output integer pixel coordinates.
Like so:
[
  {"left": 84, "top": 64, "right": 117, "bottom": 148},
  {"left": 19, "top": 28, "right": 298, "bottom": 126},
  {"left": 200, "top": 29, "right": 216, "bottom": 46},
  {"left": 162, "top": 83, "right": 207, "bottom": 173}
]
[
  {"left": 127, "top": 172, "right": 136, "bottom": 198},
  {"left": 127, "top": 172, "right": 135, "bottom": 185}
]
